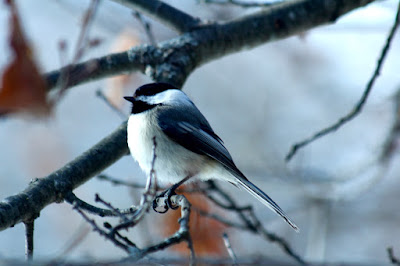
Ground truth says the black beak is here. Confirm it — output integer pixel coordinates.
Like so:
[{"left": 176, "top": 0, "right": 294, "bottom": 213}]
[{"left": 124, "top": 96, "right": 135, "bottom": 103}]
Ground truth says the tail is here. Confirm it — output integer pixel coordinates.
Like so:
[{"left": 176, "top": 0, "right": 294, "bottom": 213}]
[{"left": 235, "top": 175, "right": 299, "bottom": 232}]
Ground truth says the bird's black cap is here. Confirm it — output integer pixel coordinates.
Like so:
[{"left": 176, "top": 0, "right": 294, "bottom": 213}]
[
  {"left": 134, "top": 83, "right": 178, "bottom": 97},
  {"left": 123, "top": 83, "right": 179, "bottom": 112}
]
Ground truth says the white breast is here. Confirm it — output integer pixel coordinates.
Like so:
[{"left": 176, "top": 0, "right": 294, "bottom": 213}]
[
  {"left": 127, "top": 110, "right": 211, "bottom": 184},
  {"left": 127, "top": 112, "right": 154, "bottom": 174}
]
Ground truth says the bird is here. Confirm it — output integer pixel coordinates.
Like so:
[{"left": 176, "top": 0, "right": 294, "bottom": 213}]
[{"left": 124, "top": 82, "right": 298, "bottom": 232}]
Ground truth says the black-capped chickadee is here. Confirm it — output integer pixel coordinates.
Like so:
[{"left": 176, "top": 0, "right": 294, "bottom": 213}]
[{"left": 124, "top": 83, "right": 298, "bottom": 232}]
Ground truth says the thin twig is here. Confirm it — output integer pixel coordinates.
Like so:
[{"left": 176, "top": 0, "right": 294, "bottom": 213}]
[
  {"left": 248, "top": 212, "right": 306, "bottom": 265},
  {"left": 206, "top": 181, "right": 257, "bottom": 232},
  {"left": 97, "top": 174, "right": 146, "bottom": 189},
  {"left": 96, "top": 89, "right": 126, "bottom": 119},
  {"left": 381, "top": 89, "right": 400, "bottom": 161},
  {"left": 193, "top": 207, "right": 248, "bottom": 230},
  {"left": 133, "top": 11, "right": 156, "bottom": 45},
  {"left": 206, "top": 193, "right": 253, "bottom": 211},
  {"left": 111, "top": 0, "right": 201, "bottom": 33},
  {"left": 138, "top": 194, "right": 195, "bottom": 263},
  {"left": 55, "top": 0, "right": 100, "bottom": 101},
  {"left": 45, "top": 1, "right": 377, "bottom": 91},
  {"left": 286, "top": 1, "right": 400, "bottom": 161},
  {"left": 202, "top": 0, "right": 283, "bottom": 7},
  {"left": 388, "top": 247, "right": 400, "bottom": 265},
  {"left": 73, "top": 205, "right": 131, "bottom": 252},
  {"left": 24, "top": 220, "right": 34, "bottom": 260},
  {"left": 222, "top": 232, "right": 238, "bottom": 266},
  {"left": 71, "top": 137, "right": 196, "bottom": 262},
  {"left": 205, "top": 181, "right": 306, "bottom": 265},
  {"left": 111, "top": 137, "right": 159, "bottom": 234},
  {"left": 65, "top": 192, "right": 137, "bottom": 217},
  {"left": 50, "top": 223, "right": 90, "bottom": 263}
]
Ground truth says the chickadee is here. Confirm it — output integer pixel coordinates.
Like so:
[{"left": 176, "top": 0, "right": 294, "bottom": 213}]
[{"left": 124, "top": 83, "right": 298, "bottom": 231}]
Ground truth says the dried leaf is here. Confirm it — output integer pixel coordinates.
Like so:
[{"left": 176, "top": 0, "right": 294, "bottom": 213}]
[
  {"left": 103, "top": 29, "right": 142, "bottom": 109},
  {"left": 0, "top": 0, "right": 50, "bottom": 116},
  {"left": 160, "top": 189, "right": 228, "bottom": 256}
]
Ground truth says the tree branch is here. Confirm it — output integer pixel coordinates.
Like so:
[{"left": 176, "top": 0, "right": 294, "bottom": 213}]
[
  {"left": 1, "top": 0, "right": 378, "bottom": 233},
  {"left": 0, "top": 122, "right": 128, "bottom": 231},
  {"left": 286, "top": 0, "right": 400, "bottom": 161},
  {"left": 45, "top": 0, "right": 377, "bottom": 90},
  {"left": 111, "top": 0, "right": 201, "bottom": 33},
  {"left": 24, "top": 220, "right": 34, "bottom": 260}
]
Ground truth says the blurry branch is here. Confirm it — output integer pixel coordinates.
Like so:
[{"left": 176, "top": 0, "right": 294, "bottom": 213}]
[
  {"left": 70, "top": 138, "right": 158, "bottom": 254},
  {"left": 65, "top": 192, "right": 138, "bottom": 217},
  {"left": 389, "top": 247, "right": 400, "bottom": 265},
  {"left": 76, "top": 173, "right": 303, "bottom": 263},
  {"left": 50, "top": 223, "right": 90, "bottom": 263},
  {"left": 381, "top": 89, "right": 400, "bottom": 161},
  {"left": 138, "top": 195, "right": 195, "bottom": 264},
  {"left": 111, "top": 0, "right": 201, "bottom": 33},
  {"left": 72, "top": 0, "right": 100, "bottom": 63},
  {"left": 202, "top": 0, "right": 283, "bottom": 7},
  {"left": 286, "top": 0, "right": 400, "bottom": 161},
  {"left": 132, "top": 11, "right": 156, "bottom": 45},
  {"left": 95, "top": 89, "right": 126, "bottom": 119},
  {"left": 222, "top": 232, "right": 238, "bottom": 265},
  {"left": 0, "top": 0, "right": 378, "bottom": 236},
  {"left": 23, "top": 220, "right": 34, "bottom": 260},
  {"left": 55, "top": 0, "right": 100, "bottom": 101},
  {"left": 72, "top": 140, "right": 196, "bottom": 264},
  {"left": 97, "top": 174, "right": 146, "bottom": 189},
  {"left": 45, "top": 0, "right": 377, "bottom": 90},
  {"left": 203, "top": 181, "right": 306, "bottom": 265},
  {"left": 0, "top": 122, "right": 128, "bottom": 231}
]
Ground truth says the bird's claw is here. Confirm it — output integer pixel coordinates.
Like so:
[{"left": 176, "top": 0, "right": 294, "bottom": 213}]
[{"left": 152, "top": 187, "right": 179, "bottom": 213}]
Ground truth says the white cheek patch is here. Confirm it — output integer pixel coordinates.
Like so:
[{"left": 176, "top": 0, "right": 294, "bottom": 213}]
[{"left": 137, "top": 90, "right": 193, "bottom": 106}]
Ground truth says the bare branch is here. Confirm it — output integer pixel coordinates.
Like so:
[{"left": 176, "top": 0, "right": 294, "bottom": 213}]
[
  {"left": 24, "top": 220, "right": 34, "bottom": 260},
  {"left": 71, "top": 138, "right": 196, "bottom": 263},
  {"left": 388, "top": 247, "right": 400, "bottom": 265},
  {"left": 286, "top": 0, "right": 400, "bottom": 161},
  {"left": 203, "top": 0, "right": 283, "bottom": 7},
  {"left": 136, "top": 194, "right": 195, "bottom": 264},
  {"left": 111, "top": 0, "right": 201, "bottom": 33},
  {"left": 109, "top": 136, "right": 158, "bottom": 235},
  {"left": 222, "top": 232, "right": 238, "bottom": 266},
  {"left": 1, "top": 0, "right": 379, "bottom": 236},
  {"left": 97, "top": 174, "right": 146, "bottom": 189},
  {"left": 54, "top": 0, "right": 100, "bottom": 101},
  {"left": 45, "top": 0, "right": 377, "bottom": 90},
  {"left": 193, "top": 206, "right": 248, "bottom": 229},
  {"left": 132, "top": 11, "right": 156, "bottom": 45},
  {"left": 72, "top": 0, "right": 100, "bottom": 62},
  {"left": 0, "top": 122, "right": 128, "bottom": 231},
  {"left": 204, "top": 181, "right": 306, "bottom": 265},
  {"left": 64, "top": 192, "right": 137, "bottom": 217},
  {"left": 73, "top": 205, "right": 132, "bottom": 252},
  {"left": 95, "top": 89, "right": 126, "bottom": 119}
]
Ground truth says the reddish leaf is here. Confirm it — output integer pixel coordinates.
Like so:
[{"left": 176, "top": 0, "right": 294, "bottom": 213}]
[
  {"left": 160, "top": 188, "right": 228, "bottom": 257},
  {"left": 104, "top": 29, "right": 141, "bottom": 109},
  {"left": 0, "top": 0, "right": 50, "bottom": 116}
]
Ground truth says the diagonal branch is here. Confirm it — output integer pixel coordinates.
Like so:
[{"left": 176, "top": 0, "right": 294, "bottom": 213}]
[
  {"left": 0, "top": 122, "right": 128, "bottom": 231},
  {"left": 286, "top": 0, "right": 400, "bottom": 161},
  {"left": 1, "top": 0, "right": 379, "bottom": 233},
  {"left": 45, "top": 0, "right": 377, "bottom": 90},
  {"left": 111, "top": 0, "right": 201, "bottom": 33}
]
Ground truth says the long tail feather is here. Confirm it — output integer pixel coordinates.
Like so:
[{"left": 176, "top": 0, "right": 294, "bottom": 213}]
[{"left": 235, "top": 175, "right": 299, "bottom": 232}]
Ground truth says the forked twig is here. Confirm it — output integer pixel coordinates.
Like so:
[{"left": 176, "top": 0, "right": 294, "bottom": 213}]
[{"left": 286, "top": 1, "right": 400, "bottom": 161}]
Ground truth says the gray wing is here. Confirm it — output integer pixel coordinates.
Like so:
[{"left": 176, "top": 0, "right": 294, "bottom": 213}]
[
  {"left": 157, "top": 105, "right": 299, "bottom": 231},
  {"left": 156, "top": 105, "right": 248, "bottom": 181}
]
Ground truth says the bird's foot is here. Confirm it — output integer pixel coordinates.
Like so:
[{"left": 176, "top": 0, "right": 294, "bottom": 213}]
[{"left": 152, "top": 185, "right": 179, "bottom": 213}]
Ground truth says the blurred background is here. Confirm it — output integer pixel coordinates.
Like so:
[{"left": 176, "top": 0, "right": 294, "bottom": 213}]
[{"left": 0, "top": 0, "right": 399, "bottom": 264}]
